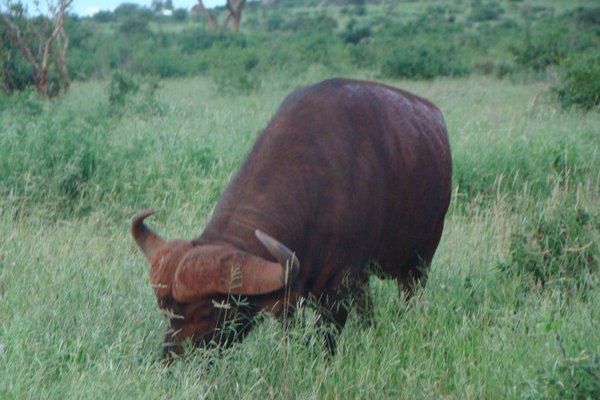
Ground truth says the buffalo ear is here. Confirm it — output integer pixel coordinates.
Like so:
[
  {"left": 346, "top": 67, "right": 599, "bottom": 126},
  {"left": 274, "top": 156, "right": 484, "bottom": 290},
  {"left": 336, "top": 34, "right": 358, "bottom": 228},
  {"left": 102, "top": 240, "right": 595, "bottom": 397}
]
[
  {"left": 172, "top": 244, "right": 299, "bottom": 303},
  {"left": 149, "top": 240, "right": 193, "bottom": 298}
]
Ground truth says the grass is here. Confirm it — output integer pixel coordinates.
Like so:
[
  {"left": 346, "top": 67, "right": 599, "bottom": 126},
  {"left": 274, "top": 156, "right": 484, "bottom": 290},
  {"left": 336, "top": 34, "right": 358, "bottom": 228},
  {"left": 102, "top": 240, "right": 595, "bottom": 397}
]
[{"left": 1, "top": 74, "right": 599, "bottom": 398}]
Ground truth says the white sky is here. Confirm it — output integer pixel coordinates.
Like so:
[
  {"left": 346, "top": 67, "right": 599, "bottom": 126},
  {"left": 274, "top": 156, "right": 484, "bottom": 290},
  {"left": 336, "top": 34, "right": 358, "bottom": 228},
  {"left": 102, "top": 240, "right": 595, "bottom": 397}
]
[{"left": 17, "top": 1, "right": 227, "bottom": 17}]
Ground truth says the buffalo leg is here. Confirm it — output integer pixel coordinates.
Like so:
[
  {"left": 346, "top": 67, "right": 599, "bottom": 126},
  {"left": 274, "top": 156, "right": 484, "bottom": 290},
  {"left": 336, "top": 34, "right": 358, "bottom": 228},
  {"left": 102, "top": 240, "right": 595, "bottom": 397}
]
[
  {"left": 397, "top": 217, "right": 445, "bottom": 301},
  {"left": 319, "top": 269, "right": 373, "bottom": 354},
  {"left": 319, "top": 301, "right": 348, "bottom": 356},
  {"left": 352, "top": 271, "right": 374, "bottom": 327}
]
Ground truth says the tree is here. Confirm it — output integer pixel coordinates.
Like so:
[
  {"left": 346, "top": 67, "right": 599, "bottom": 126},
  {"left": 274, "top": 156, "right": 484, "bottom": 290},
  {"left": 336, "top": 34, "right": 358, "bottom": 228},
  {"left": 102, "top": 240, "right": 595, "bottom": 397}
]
[
  {"left": 151, "top": 0, "right": 164, "bottom": 13},
  {"left": 225, "top": 0, "right": 246, "bottom": 32},
  {"left": 0, "top": 0, "right": 73, "bottom": 97},
  {"left": 191, "top": 0, "right": 247, "bottom": 33}
]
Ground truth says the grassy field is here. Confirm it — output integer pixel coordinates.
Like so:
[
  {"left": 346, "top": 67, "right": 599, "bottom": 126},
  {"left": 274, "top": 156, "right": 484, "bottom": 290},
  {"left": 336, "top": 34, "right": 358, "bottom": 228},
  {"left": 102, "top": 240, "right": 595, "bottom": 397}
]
[{"left": 0, "top": 73, "right": 599, "bottom": 398}]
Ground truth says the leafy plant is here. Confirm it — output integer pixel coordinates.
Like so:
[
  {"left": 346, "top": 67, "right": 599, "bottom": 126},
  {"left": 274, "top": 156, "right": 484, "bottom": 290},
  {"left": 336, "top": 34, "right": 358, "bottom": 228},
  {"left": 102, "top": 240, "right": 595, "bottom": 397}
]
[
  {"left": 553, "top": 53, "right": 600, "bottom": 110},
  {"left": 381, "top": 38, "right": 470, "bottom": 80},
  {"left": 468, "top": 0, "right": 504, "bottom": 22},
  {"left": 499, "top": 202, "right": 599, "bottom": 292},
  {"left": 106, "top": 71, "right": 162, "bottom": 113},
  {"left": 541, "top": 338, "right": 600, "bottom": 399}
]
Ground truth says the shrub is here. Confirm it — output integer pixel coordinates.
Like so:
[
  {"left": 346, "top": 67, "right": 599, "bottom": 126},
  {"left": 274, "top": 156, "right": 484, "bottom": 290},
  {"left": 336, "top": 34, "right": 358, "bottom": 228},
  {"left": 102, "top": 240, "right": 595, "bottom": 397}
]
[
  {"left": 574, "top": 6, "right": 600, "bottom": 27},
  {"left": 499, "top": 202, "right": 599, "bottom": 292},
  {"left": 106, "top": 71, "right": 162, "bottom": 114},
  {"left": 381, "top": 38, "right": 470, "bottom": 80},
  {"left": 341, "top": 19, "right": 371, "bottom": 45},
  {"left": 509, "top": 16, "right": 596, "bottom": 72},
  {"left": 179, "top": 29, "right": 247, "bottom": 54},
  {"left": 92, "top": 10, "right": 114, "bottom": 22},
  {"left": 107, "top": 71, "right": 140, "bottom": 107},
  {"left": 119, "top": 16, "right": 152, "bottom": 37},
  {"left": 172, "top": 8, "right": 187, "bottom": 22},
  {"left": 510, "top": 24, "right": 569, "bottom": 71},
  {"left": 209, "top": 48, "right": 261, "bottom": 93},
  {"left": 0, "top": 46, "right": 34, "bottom": 94},
  {"left": 468, "top": 0, "right": 504, "bottom": 22},
  {"left": 520, "top": 5, "right": 553, "bottom": 21},
  {"left": 540, "top": 341, "right": 600, "bottom": 399},
  {"left": 283, "top": 13, "right": 337, "bottom": 33},
  {"left": 553, "top": 53, "right": 600, "bottom": 110},
  {"left": 266, "top": 13, "right": 285, "bottom": 31}
]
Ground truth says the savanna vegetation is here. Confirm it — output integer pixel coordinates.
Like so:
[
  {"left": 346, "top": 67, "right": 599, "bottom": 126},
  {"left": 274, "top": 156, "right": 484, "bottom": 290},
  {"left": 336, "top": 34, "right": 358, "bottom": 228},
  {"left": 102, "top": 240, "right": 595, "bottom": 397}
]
[{"left": 0, "top": 0, "right": 599, "bottom": 398}]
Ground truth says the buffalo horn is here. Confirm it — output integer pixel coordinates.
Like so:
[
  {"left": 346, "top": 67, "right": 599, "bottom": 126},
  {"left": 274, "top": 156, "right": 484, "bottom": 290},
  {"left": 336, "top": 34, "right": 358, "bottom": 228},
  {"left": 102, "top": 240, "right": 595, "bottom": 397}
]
[
  {"left": 131, "top": 209, "right": 166, "bottom": 262},
  {"left": 255, "top": 229, "right": 300, "bottom": 285}
]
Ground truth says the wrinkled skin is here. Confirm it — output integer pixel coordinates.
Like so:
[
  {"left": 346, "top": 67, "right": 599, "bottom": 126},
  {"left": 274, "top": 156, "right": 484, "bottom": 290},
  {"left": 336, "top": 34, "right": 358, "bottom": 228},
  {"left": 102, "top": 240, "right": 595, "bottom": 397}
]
[{"left": 132, "top": 78, "right": 452, "bottom": 356}]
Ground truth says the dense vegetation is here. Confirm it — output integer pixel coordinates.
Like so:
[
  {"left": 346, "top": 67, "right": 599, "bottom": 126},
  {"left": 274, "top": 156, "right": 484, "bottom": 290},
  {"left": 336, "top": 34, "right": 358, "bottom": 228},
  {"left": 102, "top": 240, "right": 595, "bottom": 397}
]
[
  {"left": 0, "top": 0, "right": 598, "bottom": 398},
  {"left": 2, "top": 0, "right": 599, "bottom": 107}
]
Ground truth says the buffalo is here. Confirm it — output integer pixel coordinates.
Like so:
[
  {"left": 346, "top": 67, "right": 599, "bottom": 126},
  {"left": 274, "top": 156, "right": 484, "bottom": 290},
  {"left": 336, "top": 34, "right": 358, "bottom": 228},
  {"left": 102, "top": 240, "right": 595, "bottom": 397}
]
[{"left": 131, "top": 78, "right": 452, "bottom": 356}]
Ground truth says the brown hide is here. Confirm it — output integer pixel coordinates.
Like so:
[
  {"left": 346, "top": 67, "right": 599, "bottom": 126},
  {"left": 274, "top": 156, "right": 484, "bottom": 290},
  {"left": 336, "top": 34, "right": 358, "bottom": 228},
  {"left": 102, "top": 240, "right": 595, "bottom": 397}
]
[{"left": 132, "top": 78, "right": 452, "bottom": 354}]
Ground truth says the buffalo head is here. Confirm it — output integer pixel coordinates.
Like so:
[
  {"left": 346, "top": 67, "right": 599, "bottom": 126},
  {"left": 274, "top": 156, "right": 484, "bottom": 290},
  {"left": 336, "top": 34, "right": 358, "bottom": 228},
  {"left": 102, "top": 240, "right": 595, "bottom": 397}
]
[{"left": 130, "top": 210, "right": 299, "bottom": 356}]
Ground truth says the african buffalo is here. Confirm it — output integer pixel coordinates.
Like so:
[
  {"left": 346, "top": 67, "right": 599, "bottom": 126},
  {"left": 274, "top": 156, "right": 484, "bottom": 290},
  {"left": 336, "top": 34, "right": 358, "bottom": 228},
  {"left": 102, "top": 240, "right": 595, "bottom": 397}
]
[{"left": 131, "top": 78, "right": 452, "bottom": 356}]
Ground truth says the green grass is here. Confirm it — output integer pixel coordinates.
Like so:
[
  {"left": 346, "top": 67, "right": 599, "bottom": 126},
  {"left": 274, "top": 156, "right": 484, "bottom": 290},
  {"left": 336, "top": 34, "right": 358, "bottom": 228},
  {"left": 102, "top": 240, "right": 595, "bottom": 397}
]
[{"left": 1, "top": 74, "right": 599, "bottom": 398}]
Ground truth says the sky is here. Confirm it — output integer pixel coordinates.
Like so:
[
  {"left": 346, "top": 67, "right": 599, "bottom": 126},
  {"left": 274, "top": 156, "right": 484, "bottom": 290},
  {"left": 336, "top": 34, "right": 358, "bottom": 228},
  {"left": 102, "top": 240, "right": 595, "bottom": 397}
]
[{"left": 17, "top": 1, "right": 227, "bottom": 17}]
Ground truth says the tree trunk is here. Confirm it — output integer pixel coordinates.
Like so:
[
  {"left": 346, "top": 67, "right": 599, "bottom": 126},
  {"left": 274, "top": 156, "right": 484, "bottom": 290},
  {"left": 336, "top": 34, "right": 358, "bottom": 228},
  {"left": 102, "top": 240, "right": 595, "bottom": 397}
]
[
  {"left": 192, "top": 1, "right": 218, "bottom": 31},
  {"left": 227, "top": 0, "right": 246, "bottom": 33},
  {"left": 57, "top": 29, "right": 70, "bottom": 92}
]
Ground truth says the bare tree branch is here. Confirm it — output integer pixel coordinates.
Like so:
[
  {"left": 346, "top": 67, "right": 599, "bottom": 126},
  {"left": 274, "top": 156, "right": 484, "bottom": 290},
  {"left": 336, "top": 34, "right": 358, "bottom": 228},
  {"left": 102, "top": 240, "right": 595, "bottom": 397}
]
[
  {"left": 38, "top": 0, "right": 72, "bottom": 95},
  {"left": 0, "top": 0, "right": 73, "bottom": 96}
]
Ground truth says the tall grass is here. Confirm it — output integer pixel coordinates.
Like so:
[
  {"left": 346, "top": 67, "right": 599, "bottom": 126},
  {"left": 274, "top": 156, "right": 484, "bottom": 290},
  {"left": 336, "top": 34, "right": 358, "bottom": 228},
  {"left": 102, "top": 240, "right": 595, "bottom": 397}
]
[{"left": 1, "top": 75, "right": 599, "bottom": 398}]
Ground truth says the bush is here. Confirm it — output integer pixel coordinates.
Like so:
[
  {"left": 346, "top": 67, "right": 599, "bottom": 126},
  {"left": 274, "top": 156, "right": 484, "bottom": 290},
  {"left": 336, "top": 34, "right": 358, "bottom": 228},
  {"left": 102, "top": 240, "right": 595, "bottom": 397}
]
[
  {"left": 553, "top": 53, "right": 600, "bottom": 110},
  {"left": 283, "top": 13, "right": 338, "bottom": 33},
  {"left": 540, "top": 341, "right": 600, "bottom": 399},
  {"left": 341, "top": 19, "right": 371, "bottom": 45},
  {"left": 510, "top": 17, "right": 596, "bottom": 72},
  {"left": 106, "top": 71, "right": 162, "bottom": 114},
  {"left": 119, "top": 16, "right": 152, "bottom": 37},
  {"left": 468, "top": 0, "right": 504, "bottom": 22},
  {"left": 172, "top": 8, "right": 187, "bottom": 22},
  {"left": 266, "top": 13, "right": 285, "bottom": 31},
  {"left": 380, "top": 38, "right": 470, "bottom": 80},
  {"left": 510, "top": 24, "right": 569, "bottom": 71},
  {"left": 107, "top": 71, "right": 140, "bottom": 107},
  {"left": 179, "top": 29, "right": 247, "bottom": 54},
  {"left": 209, "top": 48, "right": 261, "bottom": 93},
  {"left": 499, "top": 202, "right": 599, "bottom": 292},
  {"left": 574, "top": 6, "right": 600, "bottom": 27}
]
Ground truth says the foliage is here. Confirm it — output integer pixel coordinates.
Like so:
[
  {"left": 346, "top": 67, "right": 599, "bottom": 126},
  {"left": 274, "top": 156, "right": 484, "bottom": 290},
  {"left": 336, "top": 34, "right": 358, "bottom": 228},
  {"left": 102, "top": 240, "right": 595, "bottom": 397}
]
[
  {"left": 553, "top": 53, "right": 600, "bottom": 110},
  {"left": 0, "top": 15, "right": 37, "bottom": 93},
  {"left": 172, "top": 8, "right": 188, "bottom": 22},
  {"left": 468, "top": 0, "right": 504, "bottom": 22},
  {"left": 341, "top": 18, "right": 371, "bottom": 45},
  {"left": 106, "top": 71, "right": 163, "bottom": 115},
  {"left": 381, "top": 37, "right": 470, "bottom": 80},
  {"left": 118, "top": 15, "right": 152, "bottom": 37},
  {"left": 107, "top": 70, "right": 141, "bottom": 106},
  {"left": 510, "top": 15, "right": 597, "bottom": 72},
  {"left": 3, "top": 0, "right": 599, "bottom": 94},
  {"left": 574, "top": 6, "right": 600, "bottom": 28},
  {"left": 540, "top": 339, "right": 600, "bottom": 399},
  {"left": 209, "top": 47, "right": 261, "bottom": 93},
  {"left": 499, "top": 201, "right": 599, "bottom": 292},
  {"left": 0, "top": 72, "right": 599, "bottom": 399},
  {"left": 1, "top": 1, "right": 599, "bottom": 396}
]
